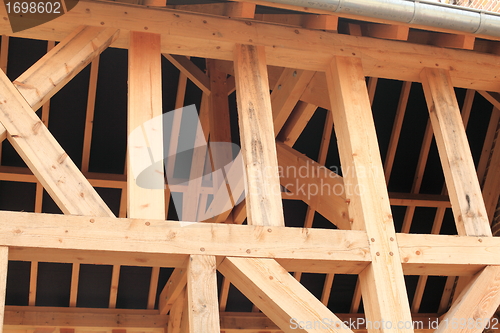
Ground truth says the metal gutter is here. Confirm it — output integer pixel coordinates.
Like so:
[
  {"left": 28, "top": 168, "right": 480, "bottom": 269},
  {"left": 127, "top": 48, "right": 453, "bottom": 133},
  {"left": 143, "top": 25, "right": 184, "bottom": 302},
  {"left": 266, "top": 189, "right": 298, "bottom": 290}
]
[{"left": 255, "top": 0, "right": 500, "bottom": 38}]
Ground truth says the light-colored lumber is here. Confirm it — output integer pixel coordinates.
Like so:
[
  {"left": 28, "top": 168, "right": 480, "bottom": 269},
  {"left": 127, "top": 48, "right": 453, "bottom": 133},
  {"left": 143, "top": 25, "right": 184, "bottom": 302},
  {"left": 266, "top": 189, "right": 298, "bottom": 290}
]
[
  {"left": 69, "top": 263, "right": 80, "bottom": 307},
  {"left": 431, "top": 33, "right": 475, "bottom": 50},
  {"left": 276, "top": 142, "right": 350, "bottom": 230},
  {"left": 0, "top": 247, "right": 7, "bottom": 333},
  {"left": 4, "top": 306, "right": 168, "bottom": 329},
  {"left": 0, "top": 36, "right": 8, "bottom": 74},
  {"left": 159, "top": 259, "right": 189, "bottom": 315},
  {"left": 219, "top": 257, "right": 354, "bottom": 333},
  {"left": 436, "top": 266, "right": 500, "bottom": 333},
  {"left": 225, "top": 2, "right": 255, "bottom": 18},
  {"left": 13, "top": 26, "right": 118, "bottom": 112},
  {"left": 302, "top": 14, "right": 338, "bottom": 31},
  {"left": 384, "top": 81, "right": 412, "bottom": 182},
  {"left": 167, "top": 287, "right": 187, "bottom": 333},
  {"left": 270, "top": 68, "right": 315, "bottom": 135},
  {"left": 127, "top": 31, "right": 165, "bottom": 220},
  {"left": 147, "top": 266, "right": 160, "bottom": 309},
  {"left": 163, "top": 54, "right": 211, "bottom": 95},
  {"left": 186, "top": 255, "right": 220, "bottom": 333},
  {"left": 421, "top": 67, "right": 491, "bottom": 237},
  {"left": 3, "top": 2, "right": 500, "bottom": 91},
  {"left": 0, "top": 71, "right": 114, "bottom": 217},
  {"left": 28, "top": 261, "right": 38, "bottom": 306},
  {"left": 81, "top": 56, "right": 100, "bottom": 173},
  {"left": 233, "top": 44, "right": 284, "bottom": 226},
  {"left": 326, "top": 55, "right": 413, "bottom": 332},
  {"left": 278, "top": 101, "right": 318, "bottom": 146},
  {"left": 108, "top": 265, "right": 120, "bottom": 309},
  {"left": 363, "top": 23, "right": 409, "bottom": 41}
]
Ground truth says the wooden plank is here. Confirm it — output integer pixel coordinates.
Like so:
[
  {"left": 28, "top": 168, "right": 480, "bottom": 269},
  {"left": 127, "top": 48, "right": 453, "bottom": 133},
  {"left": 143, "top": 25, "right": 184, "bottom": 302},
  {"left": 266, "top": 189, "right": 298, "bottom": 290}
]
[
  {"left": 384, "top": 81, "right": 412, "bottom": 182},
  {"left": 431, "top": 33, "right": 475, "bottom": 50},
  {"left": 4, "top": 306, "right": 168, "bottom": 329},
  {"left": 276, "top": 142, "right": 350, "bottom": 230},
  {"left": 219, "top": 257, "right": 354, "bottom": 333},
  {"left": 421, "top": 67, "right": 491, "bottom": 236},
  {"left": 3, "top": 2, "right": 500, "bottom": 91},
  {"left": 13, "top": 26, "right": 118, "bottom": 112},
  {"left": 326, "top": 55, "right": 413, "bottom": 332},
  {"left": 234, "top": 44, "right": 284, "bottom": 227},
  {"left": 271, "top": 69, "right": 315, "bottom": 135},
  {"left": 0, "top": 71, "right": 114, "bottom": 217},
  {"left": 159, "top": 259, "right": 189, "bottom": 315},
  {"left": 81, "top": 56, "right": 100, "bottom": 174},
  {"left": 0, "top": 247, "right": 7, "bottom": 333},
  {"left": 28, "top": 261, "right": 38, "bottom": 306},
  {"left": 278, "top": 101, "right": 318, "bottom": 146},
  {"left": 362, "top": 23, "right": 409, "bottom": 41},
  {"left": 128, "top": 31, "right": 165, "bottom": 220},
  {"left": 302, "top": 14, "right": 338, "bottom": 31},
  {"left": 167, "top": 287, "right": 187, "bottom": 333},
  {"left": 186, "top": 255, "right": 220, "bottom": 333},
  {"left": 436, "top": 266, "right": 500, "bottom": 333},
  {"left": 0, "top": 36, "right": 8, "bottom": 74},
  {"left": 163, "top": 54, "right": 211, "bottom": 95},
  {"left": 147, "top": 266, "right": 160, "bottom": 309},
  {"left": 69, "top": 263, "right": 80, "bottom": 307},
  {"left": 225, "top": 2, "right": 255, "bottom": 18},
  {"left": 108, "top": 265, "right": 120, "bottom": 309}
]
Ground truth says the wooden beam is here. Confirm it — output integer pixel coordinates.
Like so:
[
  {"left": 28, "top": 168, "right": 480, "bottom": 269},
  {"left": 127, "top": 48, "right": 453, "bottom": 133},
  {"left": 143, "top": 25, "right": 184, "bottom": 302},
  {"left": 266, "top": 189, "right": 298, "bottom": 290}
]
[
  {"left": 128, "top": 31, "right": 165, "bottom": 220},
  {"left": 4, "top": 306, "right": 168, "bottom": 329},
  {"left": 362, "top": 23, "right": 409, "bottom": 41},
  {"left": 163, "top": 54, "right": 211, "bottom": 95},
  {"left": 167, "top": 287, "right": 188, "bottom": 333},
  {"left": 277, "top": 142, "right": 350, "bottom": 230},
  {"left": 271, "top": 68, "right": 315, "bottom": 135},
  {"left": 3, "top": 2, "right": 500, "bottom": 91},
  {"left": 3, "top": 306, "right": 442, "bottom": 332},
  {"left": 219, "top": 257, "right": 354, "bottom": 333},
  {"left": 326, "top": 55, "right": 413, "bottom": 332},
  {"left": 225, "top": 2, "right": 256, "bottom": 18},
  {"left": 0, "top": 247, "right": 7, "bottom": 333},
  {"left": 421, "top": 67, "right": 491, "bottom": 237},
  {"left": 0, "top": 72, "right": 114, "bottom": 217},
  {"left": 159, "top": 259, "right": 189, "bottom": 315},
  {"left": 234, "top": 44, "right": 284, "bottom": 226},
  {"left": 186, "top": 255, "right": 220, "bottom": 332},
  {"left": 435, "top": 266, "right": 500, "bottom": 333},
  {"left": 278, "top": 101, "right": 318, "bottom": 146}
]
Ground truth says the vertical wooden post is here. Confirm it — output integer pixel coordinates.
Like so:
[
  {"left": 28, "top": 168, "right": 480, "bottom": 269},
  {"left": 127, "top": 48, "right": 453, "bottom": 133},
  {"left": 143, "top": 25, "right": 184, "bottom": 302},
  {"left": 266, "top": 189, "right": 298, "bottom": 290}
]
[
  {"left": 127, "top": 31, "right": 165, "bottom": 220},
  {"left": 186, "top": 255, "right": 220, "bottom": 333},
  {"left": 421, "top": 68, "right": 500, "bottom": 333},
  {"left": 0, "top": 247, "right": 8, "bottom": 333},
  {"left": 325, "top": 56, "right": 413, "bottom": 332},
  {"left": 421, "top": 67, "right": 491, "bottom": 237},
  {"left": 233, "top": 44, "right": 284, "bottom": 227}
]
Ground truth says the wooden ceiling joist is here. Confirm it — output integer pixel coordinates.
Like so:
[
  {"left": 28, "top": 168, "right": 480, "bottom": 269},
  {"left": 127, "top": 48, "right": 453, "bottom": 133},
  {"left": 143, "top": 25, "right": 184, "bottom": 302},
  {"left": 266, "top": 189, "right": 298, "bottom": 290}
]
[
  {"left": 0, "top": 0, "right": 498, "bottom": 329},
  {"left": 2, "top": 1, "right": 500, "bottom": 91}
]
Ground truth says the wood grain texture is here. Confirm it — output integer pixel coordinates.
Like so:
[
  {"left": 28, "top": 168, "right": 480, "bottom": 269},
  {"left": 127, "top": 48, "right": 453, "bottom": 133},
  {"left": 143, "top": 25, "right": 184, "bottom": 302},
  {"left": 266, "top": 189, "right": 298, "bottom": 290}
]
[
  {"left": 234, "top": 44, "right": 284, "bottom": 227},
  {"left": 421, "top": 67, "right": 491, "bottom": 237},
  {"left": 187, "top": 255, "right": 220, "bottom": 333},
  {"left": 326, "top": 55, "right": 413, "bottom": 332}
]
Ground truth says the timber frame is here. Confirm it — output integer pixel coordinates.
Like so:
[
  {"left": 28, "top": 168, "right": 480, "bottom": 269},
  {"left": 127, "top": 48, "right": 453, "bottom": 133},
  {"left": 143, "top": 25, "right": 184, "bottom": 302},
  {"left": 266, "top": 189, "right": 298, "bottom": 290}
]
[{"left": 0, "top": 1, "right": 499, "bottom": 333}]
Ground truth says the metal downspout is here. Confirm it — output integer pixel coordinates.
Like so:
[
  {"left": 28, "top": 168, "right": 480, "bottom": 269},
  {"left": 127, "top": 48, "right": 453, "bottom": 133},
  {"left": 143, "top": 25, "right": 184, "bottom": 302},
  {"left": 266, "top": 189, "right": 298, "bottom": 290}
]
[{"left": 256, "top": 0, "right": 500, "bottom": 38}]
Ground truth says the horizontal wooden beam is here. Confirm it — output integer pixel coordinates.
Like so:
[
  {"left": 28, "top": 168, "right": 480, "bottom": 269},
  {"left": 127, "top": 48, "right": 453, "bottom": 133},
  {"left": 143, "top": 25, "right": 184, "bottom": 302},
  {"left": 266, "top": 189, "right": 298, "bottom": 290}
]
[
  {"left": 2, "top": 211, "right": 500, "bottom": 276},
  {"left": 3, "top": 306, "right": 440, "bottom": 332},
  {"left": 3, "top": 1, "right": 500, "bottom": 91},
  {"left": 0, "top": 210, "right": 370, "bottom": 273}
]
